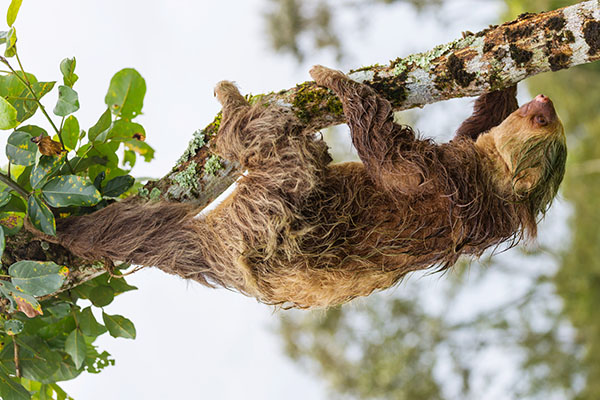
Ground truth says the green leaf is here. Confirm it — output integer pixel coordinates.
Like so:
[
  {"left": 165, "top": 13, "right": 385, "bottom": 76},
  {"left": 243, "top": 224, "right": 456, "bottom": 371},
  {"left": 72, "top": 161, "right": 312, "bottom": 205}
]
[
  {"left": 125, "top": 139, "right": 154, "bottom": 162},
  {"left": 0, "top": 226, "right": 4, "bottom": 259},
  {"left": 50, "top": 384, "right": 68, "bottom": 400},
  {"left": 9, "top": 260, "right": 67, "bottom": 296},
  {"left": 108, "top": 119, "right": 146, "bottom": 141},
  {"left": 78, "top": 307, "right": 107, "bottom": 337},
  {"left": 15, "top": 165, "right": 31, "bottom": 192},
  {"left": 30, "top": 81, "right": 55, "bottom": 99},
  {"left": 123, "top": 149, "right": 137, "bottom": 168},
  {"left": 61, "top": 115, "right": 79, "bottom": 150},
  {"left": 39, "top": 384, "right": 51, "bottom": 400},
  {"left": 3, "top": 319, "right": 23, "bottom": 335},
  {"left": 89, "top": 272, "right": 138, "bottom": 294},
  {"left": 45, "top": 302, "right": 71, "bottom": 318},
  {"left": 30, "top": 155, "right": 64, "bottom": 188},
  {"left": 104, "top": 68, "right": 146, "bottom": 119},
  {"left": 11, "top": 82, "right": 56, "bottom": 122},
  {"left": 0, "top": 97, "right": 18, "bottom": 130},
  {"left": 0, "top": 189, "right": 11, "bottom": 208},
  {"left": 59, "top": 57, "right": 78, "bottom": 88},
  {"left": 27, "top": 195, "right": 56, "bottom": 236},
  {"left": 103, "top": 175, "right": 134, "bottom": 197},
  {"left": 93, "top": 170, "right": 105, "bottom": 191},
  {"left": 0, "top": 73, "right": 53, "bottom": 124},
  {"left": 88, "top": 108, "right": 111, "bottom": 142},
  {"left": 4, "top": 27, "right": 16, "bottom": 57},
  {"left": 84, "top": 142, "right": 118, "bottom": 166},
  {"left": 11, "top": 81, "right": 56, "bottom": 124},
  {"left": 102, "top": 312, "right": 136, "bottom": 339},
  {"left": 0, "top": 280, "right": 42, "bottom": 317},
  {"left": 0, "top": 336, "right": 62, "bottom": 383},
  {"left": 6, "top": 130, "right": 36, "bottom": 166},
  {"left": 0, "top": 211, "right": 24, "bottom": 235},
  {"left": 88, "top": 286, "right": 114, "bottom": 307},
  {"left": 35, "top": 314, "right": 76, "bottom": 342},
  {"left": 53, "top": 85, "right": 79, "bottom": 117},
  {"left": 6, "top": 0, "right": 23, "bottom": 26},
  {"left": 64, "top": 329, "right": 86, "bottom": 369},
  {"left": 58, "top": 155, "right": 107, "bottom": 175},
  {"left": 41, "top": 175, "right": 101, "bottom": 207},
  {"left": 51, "top": 353, "right": 82, "bottom": 382},
  {"left": 14, "top": 124, "right": 45, "bottom": 138},
  {"left": 0, "top": 194, "right": 25, "bottom": 213},
  {"left": 0, "top": 370, "right": 30, "bottom": 400},
  {"left": 0, "top": 72, "right": 36, "bottom": 99}
]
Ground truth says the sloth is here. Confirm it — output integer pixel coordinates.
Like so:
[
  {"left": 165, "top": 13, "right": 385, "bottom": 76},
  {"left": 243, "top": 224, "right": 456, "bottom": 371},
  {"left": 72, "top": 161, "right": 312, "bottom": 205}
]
[{"left": 53, "top": 65, "right": 567, "bottom": 308}]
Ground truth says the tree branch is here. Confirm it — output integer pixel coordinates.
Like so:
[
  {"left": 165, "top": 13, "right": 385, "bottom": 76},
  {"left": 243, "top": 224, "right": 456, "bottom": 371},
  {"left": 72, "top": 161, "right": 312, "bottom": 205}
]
[{"left": 148, "top": 0, "right": 600, "bottom": 207}]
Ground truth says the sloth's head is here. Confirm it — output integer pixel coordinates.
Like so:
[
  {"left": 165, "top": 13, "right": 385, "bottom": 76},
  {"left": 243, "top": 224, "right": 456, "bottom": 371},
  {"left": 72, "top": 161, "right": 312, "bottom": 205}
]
[{"left": 484, "top": 94, "right": 567, "bottom": 216}]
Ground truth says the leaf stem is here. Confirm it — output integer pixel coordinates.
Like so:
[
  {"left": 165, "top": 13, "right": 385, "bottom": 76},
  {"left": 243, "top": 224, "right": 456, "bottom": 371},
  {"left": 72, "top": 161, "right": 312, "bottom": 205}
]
[
  {"left": 13, "top": 338, "right": 20, "bottom": 378},
  {"left": 14, "top": 53, "right": 31, "bottom": 86},
  {"left": 0, "top": 172, "right": 29, "bottom": 198}
]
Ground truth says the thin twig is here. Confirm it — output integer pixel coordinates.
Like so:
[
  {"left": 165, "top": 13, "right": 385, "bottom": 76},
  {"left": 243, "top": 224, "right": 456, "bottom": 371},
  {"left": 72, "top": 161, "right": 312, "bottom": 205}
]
[
  {"left": 104, "top": 258, "right": 145, "bottom": 279},
  {"left": 13, "top": 338, "right": 20, "bottom": 378}
]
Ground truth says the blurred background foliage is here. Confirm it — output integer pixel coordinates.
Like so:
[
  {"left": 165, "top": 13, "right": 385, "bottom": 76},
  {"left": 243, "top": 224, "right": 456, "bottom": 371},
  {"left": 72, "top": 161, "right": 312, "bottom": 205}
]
[
  {"left": 266, "top": 0, "right": 600, "bottom": 398},
  {"left": 264, "top": 0, "right": 442, "bottom": 61}
]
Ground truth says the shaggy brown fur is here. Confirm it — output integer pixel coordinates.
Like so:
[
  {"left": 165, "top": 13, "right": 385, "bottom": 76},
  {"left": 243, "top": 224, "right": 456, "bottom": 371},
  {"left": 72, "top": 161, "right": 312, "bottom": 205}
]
[{"left": 53, "top": 66, "right": 567, "bottom": 308}]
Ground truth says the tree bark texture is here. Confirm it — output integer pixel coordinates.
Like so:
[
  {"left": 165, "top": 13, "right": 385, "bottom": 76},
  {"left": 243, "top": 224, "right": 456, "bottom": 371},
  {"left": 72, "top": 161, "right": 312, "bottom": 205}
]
[{"left": 9, "top": 0, "right": 600, "bottom": 292}]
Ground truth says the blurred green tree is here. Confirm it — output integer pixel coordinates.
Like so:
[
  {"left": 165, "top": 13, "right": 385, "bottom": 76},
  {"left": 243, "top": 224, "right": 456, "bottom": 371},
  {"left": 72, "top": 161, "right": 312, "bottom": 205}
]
[
  {"left": 264, "top": 0, "right": 442, "bottom": 61},
  {"left": 505, "top": 0, "right": 600, "bottom": 397}
]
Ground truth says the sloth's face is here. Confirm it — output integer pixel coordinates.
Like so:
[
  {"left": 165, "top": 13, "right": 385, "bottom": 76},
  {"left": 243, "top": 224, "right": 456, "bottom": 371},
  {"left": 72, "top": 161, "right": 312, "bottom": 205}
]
[
  {"left": 488, "top": 94, "right": 566, "bottom": 200},
  {"left": 495, "top": 94, "right": 564, "bottom": 154}
]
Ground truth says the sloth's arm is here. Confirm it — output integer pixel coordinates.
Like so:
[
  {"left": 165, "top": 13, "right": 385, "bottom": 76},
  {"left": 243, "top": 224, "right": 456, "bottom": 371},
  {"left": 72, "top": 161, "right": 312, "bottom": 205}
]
[
  {"left": 455, "top": 86, "right": 518, "bottom": 141},
  {"left": 310, "top": 65, "right": 431, "bottom": 196}
]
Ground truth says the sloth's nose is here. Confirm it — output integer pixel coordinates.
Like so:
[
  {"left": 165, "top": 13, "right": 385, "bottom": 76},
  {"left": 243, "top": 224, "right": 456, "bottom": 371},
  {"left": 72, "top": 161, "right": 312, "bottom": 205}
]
[{"left": 535, "top": 94, "right": 549, "bottom": 103}]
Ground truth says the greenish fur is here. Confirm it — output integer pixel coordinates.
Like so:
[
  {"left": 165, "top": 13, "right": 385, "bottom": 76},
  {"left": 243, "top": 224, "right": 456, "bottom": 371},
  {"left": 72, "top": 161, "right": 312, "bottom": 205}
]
[{"left": 511, "top": 133, "right": 567, "bottom": 216}]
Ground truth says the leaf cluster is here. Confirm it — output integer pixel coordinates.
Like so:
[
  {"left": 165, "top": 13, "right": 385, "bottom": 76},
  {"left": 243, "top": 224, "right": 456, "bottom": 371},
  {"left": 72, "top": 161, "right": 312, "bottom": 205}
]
[
  {"left": 0, "top": 271, "right": 138, "bottom": 400},
  {"left": 0, "top": 2, "right": 150, "bottom": 398}
]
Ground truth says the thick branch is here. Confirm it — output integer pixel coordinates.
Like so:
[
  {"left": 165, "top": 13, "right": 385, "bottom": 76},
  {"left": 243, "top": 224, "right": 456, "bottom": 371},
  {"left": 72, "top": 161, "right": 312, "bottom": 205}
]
[{"left": 150, "top": 0, "right": 600, "bottom": 206}]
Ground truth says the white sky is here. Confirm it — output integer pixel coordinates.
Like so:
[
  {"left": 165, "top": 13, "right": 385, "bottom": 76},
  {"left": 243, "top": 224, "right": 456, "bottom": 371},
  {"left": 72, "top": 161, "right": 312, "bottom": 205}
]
[{"left": 0, "top": 0, "right": 549, "bottom": 399}]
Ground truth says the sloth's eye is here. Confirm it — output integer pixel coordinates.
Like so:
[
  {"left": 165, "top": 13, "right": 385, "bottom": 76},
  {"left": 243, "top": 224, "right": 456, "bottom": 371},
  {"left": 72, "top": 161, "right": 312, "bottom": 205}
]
[{"left": 534, "top": 115, "right": 547, "bottom": 126}]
